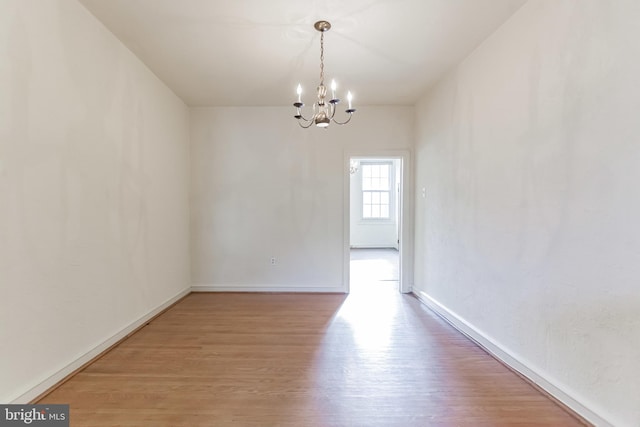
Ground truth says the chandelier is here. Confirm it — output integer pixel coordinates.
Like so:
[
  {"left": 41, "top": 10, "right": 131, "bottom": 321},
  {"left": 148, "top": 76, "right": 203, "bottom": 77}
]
[
  {"left": 293, "top": 20, "right": 356, "bottom": 128},
  {"left": 349, "top": 159, "right": 359, "bottom": 174}
]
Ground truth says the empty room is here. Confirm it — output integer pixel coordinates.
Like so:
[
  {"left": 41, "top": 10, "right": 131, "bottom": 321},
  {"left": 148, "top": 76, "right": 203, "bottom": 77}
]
[{"left": 1, "top": 1, "right": 638, "bottom": 426}]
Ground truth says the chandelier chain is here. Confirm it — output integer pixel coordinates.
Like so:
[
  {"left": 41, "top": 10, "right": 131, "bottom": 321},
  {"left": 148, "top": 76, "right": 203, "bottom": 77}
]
[{"left": 319, "top": 32, "right": 325, "bottom": 86}]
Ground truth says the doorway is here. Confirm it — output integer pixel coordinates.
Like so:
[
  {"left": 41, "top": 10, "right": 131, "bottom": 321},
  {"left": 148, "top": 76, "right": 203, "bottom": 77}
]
[{"left": 343, "top": 152, "right": 411, "bottom": 294}]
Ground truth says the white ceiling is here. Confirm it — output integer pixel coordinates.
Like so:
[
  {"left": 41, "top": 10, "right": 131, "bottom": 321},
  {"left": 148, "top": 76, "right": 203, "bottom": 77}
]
[{"left": 79, "top": 0, "right": 526, "bottom": 107}]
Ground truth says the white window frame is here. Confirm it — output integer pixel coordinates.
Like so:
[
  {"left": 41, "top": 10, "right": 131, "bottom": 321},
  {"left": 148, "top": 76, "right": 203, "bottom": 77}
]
[{"left": 360, "top": 161, "right": 394, "bottom": 221}]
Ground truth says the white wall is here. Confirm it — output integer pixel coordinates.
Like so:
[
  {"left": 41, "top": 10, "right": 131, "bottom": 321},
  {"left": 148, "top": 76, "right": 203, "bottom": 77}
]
[
  {"left": 414, "top": 1, "right": 640, "bottom": 425},
  {"left": 191, "top": 106, "right": 412, "bottom": 291},
  {"left": 0, "top": 0, "right": 190, "bottom": 403},
  {"left": 350, "top": 159, "right": 400, "bottom": 248}
]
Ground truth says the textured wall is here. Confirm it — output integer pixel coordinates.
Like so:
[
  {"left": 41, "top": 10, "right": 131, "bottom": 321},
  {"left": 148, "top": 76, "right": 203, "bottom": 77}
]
[
  {"left": 190, "top": 106, "right": 413, "bottom": 291},
  {"left": 0, "top": 0, "right": 190, "bottom": 402},
  {"left": 414, "top": 1, "right": 640, "bottom": 425}
]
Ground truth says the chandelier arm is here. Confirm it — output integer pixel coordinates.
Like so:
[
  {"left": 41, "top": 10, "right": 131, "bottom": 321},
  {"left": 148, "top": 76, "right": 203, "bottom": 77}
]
[
  {"left": 331, "top": 113, "right": 354, "bottom": 126},
  {"left": 298, "top": 119, "right": 315, "bottom": 129},
  {"left": 297, "top": 114, "right": 314, "bottom": 123},
  {"left": 296, "top": 107, "right": 315, "bottom": 126},
  {"left": 295, "top": 101, "right": 318, "bottom": 123},
  {"left": 328, "top": 102, "right": 336, "bottom": 119},
  {"left": 297, "top": 107, "right": 311, "bottom": 121}
]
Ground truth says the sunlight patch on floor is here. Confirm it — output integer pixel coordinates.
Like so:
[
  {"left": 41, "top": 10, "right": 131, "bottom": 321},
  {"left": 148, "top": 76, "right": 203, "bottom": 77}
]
[
  {"left": 336, "top": 286, "right": 397, "bottom": 352},
  {"left": 339, "top": 248, "right": 401, "bottom": 351}
]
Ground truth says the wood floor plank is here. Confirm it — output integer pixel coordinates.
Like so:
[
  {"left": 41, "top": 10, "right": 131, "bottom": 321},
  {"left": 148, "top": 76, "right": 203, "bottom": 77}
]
[{"left": 39, "top": 290, "right": 588, "bottom": 426}]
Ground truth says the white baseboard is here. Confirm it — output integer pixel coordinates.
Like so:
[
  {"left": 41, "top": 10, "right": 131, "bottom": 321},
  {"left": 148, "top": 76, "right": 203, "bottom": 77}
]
[
  {"left": 413, "top": 290, "right": 612, "bottom": 427},
  {"left": 191, "top": 284, "right": 346, "bottom": 293},
  {"left": 350, "top": 245, "right": 398, "bottom": 250},
  {"left": 11, "top": 287, "right": 191, "bottom": 404}
]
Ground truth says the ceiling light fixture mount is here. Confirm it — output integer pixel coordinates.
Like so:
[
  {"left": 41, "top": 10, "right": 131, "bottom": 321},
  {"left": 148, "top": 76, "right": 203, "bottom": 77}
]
[
  {"left": 293, "top": 20, "right": 356, "bottom": 129},
  {"left": 314, "top": 20, "right": 331, "bottom": 32}
]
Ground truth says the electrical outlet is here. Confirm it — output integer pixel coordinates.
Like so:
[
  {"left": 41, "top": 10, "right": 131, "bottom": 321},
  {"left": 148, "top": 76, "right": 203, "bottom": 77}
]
[{"left": 270, "top": 257, "right": 276, "bottom": 265}]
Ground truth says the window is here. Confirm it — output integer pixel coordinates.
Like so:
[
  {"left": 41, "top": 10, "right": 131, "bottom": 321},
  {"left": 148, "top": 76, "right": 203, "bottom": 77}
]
[{"left": 361, "top": 162, "right": 391, "bottom": 219}]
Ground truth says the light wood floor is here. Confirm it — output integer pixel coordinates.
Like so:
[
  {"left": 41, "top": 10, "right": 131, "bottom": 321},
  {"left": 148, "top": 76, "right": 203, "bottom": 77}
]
[{"left": 38, "top": 287, "right": 587, "bottom": 426}]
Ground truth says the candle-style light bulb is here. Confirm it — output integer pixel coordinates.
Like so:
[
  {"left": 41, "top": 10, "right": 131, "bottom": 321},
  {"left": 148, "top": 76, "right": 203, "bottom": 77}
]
[
  {"left": 331, "top": 79, "right": 337, "bottom": 99},
  {"left": 347, "top": 91, "right": 353, "bottom": 109},
  {"left": 296, "top": 84, "right": 302, "bottom": 103}
]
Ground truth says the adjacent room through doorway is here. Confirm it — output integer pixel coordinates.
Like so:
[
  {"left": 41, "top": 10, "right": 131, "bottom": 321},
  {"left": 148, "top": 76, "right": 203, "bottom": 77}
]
[{"left": 348, "top": 157, "right": 401, "bottom": 292}]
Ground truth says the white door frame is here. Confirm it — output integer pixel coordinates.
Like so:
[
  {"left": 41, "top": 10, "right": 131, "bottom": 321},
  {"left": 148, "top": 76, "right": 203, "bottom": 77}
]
[{"left": 343, "top": 150, "right": 413, "bottom": 293}]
